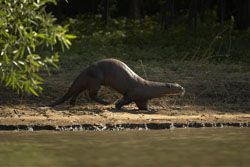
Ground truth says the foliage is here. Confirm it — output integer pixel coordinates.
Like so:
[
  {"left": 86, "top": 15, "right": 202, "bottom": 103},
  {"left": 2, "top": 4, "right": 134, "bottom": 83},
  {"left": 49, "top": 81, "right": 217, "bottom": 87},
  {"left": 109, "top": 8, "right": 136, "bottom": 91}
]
[
  {"left": 61, "top": 14, "right": 250, "bottom": 66},
  {"left": 66, "top": 15, "right": 160, "bottom": 47},
  {"left": 0, "top": 0, "right": 76, "bottom": 96}
]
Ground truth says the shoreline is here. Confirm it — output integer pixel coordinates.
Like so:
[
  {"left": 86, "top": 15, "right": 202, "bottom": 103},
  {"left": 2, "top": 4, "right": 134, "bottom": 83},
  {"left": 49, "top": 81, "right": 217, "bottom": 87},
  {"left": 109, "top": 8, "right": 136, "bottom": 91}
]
[
  {"left": 0, "top": 122, "right": 250, "bottom": 131},
  {"left": 1, "top": 109, "right": 250, "bottom": 131},
  {"left": 1, "top": 104, "right": 250, "bottom": 131}
]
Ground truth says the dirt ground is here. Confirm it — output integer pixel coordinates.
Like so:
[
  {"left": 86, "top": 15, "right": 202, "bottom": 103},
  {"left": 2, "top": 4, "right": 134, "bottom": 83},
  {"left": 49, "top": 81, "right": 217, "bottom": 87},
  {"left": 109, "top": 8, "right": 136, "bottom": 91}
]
[{"left": 1, "top": 62, "right": 250, "bottom": 128}]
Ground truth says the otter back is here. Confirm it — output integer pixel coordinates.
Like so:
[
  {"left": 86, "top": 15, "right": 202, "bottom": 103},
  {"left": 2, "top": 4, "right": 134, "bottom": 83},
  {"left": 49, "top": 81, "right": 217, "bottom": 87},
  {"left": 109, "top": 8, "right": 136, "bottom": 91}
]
[{"left": 40, "top": 58, "right": 185, "bottom": 110}]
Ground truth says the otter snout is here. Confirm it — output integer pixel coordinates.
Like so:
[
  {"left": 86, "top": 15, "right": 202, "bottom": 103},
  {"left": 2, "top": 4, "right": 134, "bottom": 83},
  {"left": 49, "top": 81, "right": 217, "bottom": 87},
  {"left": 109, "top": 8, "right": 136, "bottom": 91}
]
[
  {"left": 166, "top": 83, "right": 185, "bottom": 96},
  {"left": 180, "top": 86, "right": 185, "bottom": 96},
  {"left": 174, "top": 83, "right": 185, "bottom": 96}
]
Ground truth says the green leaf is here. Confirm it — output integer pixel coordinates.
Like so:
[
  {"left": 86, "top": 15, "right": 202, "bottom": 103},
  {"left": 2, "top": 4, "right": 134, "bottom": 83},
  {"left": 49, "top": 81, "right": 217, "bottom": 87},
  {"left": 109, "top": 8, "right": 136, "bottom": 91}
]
[
  {"left": 32, "top": 73, "right": 43, "bottom": 81},
  {"left": 65, "top": 39, "right": 72, "bottom": 45},
  {"left": 36, "top": 33, "right": 46, "bottom": 39},
  {"left": 24, "top": 62, "right": 30, "bottom": 73},
  {"left": 20, "top": 47, "right": 25, "bottom": 58},
  {"left": 1, "top": 73, "right": 5, "bottom": 82},
  {"left": 29, "top": 87, "right": 39, "bottom": 96},
  {"left": 6, "top": 75, "right": 12, "bottom": 86},
  {"left": 0, "top": 39, "right": 5, "bottom": 43},
  {"left": 54, "top": 27, "right": 65, "bottom": 32},
  {"left": 65, "top": 34, "right": 77, "bottom": 39},
  {"left": 0, "top": 0, "right": 73, "bottom": 96},
  {"left": 3, "top": 52, "right": 9, "bottom": 63}
]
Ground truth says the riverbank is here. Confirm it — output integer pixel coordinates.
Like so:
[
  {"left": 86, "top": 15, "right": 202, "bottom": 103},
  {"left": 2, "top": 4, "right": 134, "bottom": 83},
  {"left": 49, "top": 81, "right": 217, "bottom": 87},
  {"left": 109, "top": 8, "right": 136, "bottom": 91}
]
[
  {"left": 1, "top": 60, "right": 250, "bottom": 131},
  {"left": 1, "top": 104, "right": 250, "bottom": 131}
]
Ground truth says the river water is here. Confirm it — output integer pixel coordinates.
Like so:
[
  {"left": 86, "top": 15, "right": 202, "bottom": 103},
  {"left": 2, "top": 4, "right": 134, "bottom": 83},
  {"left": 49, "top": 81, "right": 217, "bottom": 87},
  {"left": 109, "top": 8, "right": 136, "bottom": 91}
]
[{"left": 0, "top": 128, "right": 250, "bottom": 167}]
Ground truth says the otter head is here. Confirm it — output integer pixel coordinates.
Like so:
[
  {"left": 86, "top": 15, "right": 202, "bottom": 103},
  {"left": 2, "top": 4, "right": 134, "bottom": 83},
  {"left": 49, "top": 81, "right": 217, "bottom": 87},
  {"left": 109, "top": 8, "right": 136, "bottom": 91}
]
[{"left": 164, "top": 83, "right": 185, "bottom": 96}]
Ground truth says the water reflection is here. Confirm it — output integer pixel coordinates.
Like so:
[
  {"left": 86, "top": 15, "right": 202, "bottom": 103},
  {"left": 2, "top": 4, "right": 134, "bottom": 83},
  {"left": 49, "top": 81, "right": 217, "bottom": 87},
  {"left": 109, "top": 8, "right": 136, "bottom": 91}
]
[{"left": 0, "top": 128, "right": 250, "bottom": 167}]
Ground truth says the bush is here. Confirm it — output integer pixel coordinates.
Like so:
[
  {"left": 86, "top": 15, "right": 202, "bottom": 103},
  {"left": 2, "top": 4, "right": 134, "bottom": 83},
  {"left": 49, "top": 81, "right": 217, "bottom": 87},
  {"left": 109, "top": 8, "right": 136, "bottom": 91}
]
[{"left": 0, "top": 0, "right": 76, "bottom": 96}]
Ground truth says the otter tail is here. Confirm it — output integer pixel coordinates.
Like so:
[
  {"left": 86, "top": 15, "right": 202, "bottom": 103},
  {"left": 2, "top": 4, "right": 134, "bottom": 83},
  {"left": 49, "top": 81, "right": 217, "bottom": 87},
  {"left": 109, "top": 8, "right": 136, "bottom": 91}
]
[
  {"left": 38, "top": 74, "right": 87, "bottom": 107},
  {"left": 46, "top": 89, "right": 75, "bottom": 107}
]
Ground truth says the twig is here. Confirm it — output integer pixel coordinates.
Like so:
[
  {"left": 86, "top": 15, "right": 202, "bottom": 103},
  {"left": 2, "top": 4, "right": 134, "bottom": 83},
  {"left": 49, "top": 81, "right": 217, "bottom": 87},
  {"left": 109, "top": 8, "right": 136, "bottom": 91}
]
[
  {"left": 227, "top": 22, "right": 233, "bottom": 58},
  {"left": 200, "top": 28, "right": 228, "bottom": 62},
  {"left": 138, "top": 59, "right": 148, "bottom": 80}
]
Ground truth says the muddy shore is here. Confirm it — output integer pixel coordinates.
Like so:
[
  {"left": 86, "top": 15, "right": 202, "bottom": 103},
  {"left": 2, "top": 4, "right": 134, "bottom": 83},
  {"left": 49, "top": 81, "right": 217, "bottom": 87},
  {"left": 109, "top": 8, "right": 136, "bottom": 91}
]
[{"left": 1, "top": 104, "right": 250, "bottom": 131}]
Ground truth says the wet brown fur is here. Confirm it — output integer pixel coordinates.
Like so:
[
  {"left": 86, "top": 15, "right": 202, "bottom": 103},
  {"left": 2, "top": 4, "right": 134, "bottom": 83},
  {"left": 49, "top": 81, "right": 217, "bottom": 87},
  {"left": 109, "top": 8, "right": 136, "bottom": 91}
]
[{"left": 41, "top": 59, "right": 185, "bottom": 110}]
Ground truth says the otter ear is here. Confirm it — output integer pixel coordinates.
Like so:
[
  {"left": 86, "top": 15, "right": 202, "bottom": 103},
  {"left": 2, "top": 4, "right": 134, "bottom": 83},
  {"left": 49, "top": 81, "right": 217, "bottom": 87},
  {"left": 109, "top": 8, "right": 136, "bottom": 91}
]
[{"left": 165, "top": 83, "right": 171, "bottom": 88}]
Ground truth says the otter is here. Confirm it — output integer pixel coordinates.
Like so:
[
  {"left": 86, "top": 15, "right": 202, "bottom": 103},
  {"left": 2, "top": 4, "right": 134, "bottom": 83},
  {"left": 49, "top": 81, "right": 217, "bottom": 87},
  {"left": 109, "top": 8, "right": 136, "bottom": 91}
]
[{"left": 40, "top": 58, "right": 185, "bottom": 110}]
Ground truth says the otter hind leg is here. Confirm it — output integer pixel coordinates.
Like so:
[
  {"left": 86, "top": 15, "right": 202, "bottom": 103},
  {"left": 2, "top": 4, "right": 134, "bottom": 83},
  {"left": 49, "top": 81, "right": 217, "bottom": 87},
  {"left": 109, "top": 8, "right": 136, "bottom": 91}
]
[
  {"left": 89, "top": 92, "right": 110, "bottom": 105},
  {"left": 45, "top": 79, "right": 86, "bottom": 107},
  {"left": 88, "top": 84, "right": 110, "bottom": 105},
  {"left": 69, "top": 89, "right": 85, "bottom": 106}
]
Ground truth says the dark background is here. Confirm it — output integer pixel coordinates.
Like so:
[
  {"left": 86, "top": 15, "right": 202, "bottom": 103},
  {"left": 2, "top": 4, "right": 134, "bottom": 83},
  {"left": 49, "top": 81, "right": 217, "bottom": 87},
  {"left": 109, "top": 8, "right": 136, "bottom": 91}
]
[{"left": 47, "top": 0, "right": 250, "bottom": 30}]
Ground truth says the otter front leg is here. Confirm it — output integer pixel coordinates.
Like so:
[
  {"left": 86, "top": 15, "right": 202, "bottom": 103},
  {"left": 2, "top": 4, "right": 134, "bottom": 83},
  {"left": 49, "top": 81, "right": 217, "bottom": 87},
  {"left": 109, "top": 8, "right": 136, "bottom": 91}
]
[
  {"left": 115, "top": 97, "right": 132, "bottom": 110},
  {"left": 135, "top": 100, "right": 149, "bottom": 111}
]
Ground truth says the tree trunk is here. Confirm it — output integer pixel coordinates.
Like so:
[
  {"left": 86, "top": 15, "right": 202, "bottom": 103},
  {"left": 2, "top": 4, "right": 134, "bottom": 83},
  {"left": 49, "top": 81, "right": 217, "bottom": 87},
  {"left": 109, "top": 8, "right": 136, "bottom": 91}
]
[
  {"left": 128, "top": 0, "right": 145, "bottom": 19},
  {"left": 188, "top": 0, "right": 198, "bottom": 29},
  {"left": 160, "top": 0, "right": 175, "bottom": 30},
  {"left": 103, "top": 0, "right": 109, "bottom": 25},
  {"left": 234, "top": 0, "right": 250, "bottom": 29}
]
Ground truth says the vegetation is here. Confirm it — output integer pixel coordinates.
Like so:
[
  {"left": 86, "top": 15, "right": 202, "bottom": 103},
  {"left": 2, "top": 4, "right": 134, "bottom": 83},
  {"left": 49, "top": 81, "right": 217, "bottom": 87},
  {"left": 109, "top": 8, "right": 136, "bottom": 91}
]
[
  {"left": 51, "top": 13, "right": 250, "bottom": 110},
  {"left": 1, "top": 0, "right": 250, "bottom": 97},
  {"left": 49, "top": 0, "right": 250, "bottom": 65},
  {"left": 0, "top": 0, "right": 75, "bottom": 96},
  {"left": 58, "top": 14, "right": 249, "bottom": 67}
]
